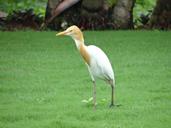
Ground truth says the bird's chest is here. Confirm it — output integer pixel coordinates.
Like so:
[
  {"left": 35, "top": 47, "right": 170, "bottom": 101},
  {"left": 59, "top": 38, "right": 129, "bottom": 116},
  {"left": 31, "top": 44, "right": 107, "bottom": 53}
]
[
  {"left": 89, "top": 60, "right": 104, "bottom": 79},
  {"left": 79, "top": 45, "right": 90, "bottom": 65}
]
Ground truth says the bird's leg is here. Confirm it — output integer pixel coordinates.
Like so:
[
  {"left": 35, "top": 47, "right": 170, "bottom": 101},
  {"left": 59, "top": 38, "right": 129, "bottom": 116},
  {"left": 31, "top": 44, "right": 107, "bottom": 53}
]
[
  {"left": 92, "top": 81, "right": 96, "bottom": 110},
  {"left": 86, "top": 65, "right": 96, "bottom": 109},
  {"left": 110, "top": 80, "right": 114, "bottom": 107}
]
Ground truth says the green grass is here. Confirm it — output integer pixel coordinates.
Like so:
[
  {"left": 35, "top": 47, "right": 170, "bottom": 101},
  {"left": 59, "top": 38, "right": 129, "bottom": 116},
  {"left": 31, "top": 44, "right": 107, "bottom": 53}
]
[{"left": 0, "top": 30, "right": 171, "bottom": 128}]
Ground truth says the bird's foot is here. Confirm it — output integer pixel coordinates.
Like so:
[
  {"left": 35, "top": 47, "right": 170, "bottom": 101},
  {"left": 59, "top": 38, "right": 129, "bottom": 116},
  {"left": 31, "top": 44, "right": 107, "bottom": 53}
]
[
  {"left": 109, "top": 103, "right": 114, "bottom": 108},
  {"left": 109, "top": 103, "right": 122, "bottom": 108}
]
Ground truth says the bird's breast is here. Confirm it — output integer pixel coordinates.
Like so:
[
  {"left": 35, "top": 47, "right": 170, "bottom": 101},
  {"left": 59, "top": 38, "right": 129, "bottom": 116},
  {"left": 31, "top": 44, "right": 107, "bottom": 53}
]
[{"left": 79, "top": 44, "right": 91, "bottom": 65}]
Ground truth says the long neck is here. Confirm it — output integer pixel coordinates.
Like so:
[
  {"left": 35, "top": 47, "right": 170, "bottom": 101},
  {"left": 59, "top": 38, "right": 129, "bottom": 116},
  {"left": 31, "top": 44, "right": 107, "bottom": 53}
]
[
  {"left": 73, "top": 38, "right": 90, "bottom": 65},
  {"left": 72, "top": 32, "right": 84, "bottom": 49},
  {"left": 73, "top": 38, "right": 84, "bottom": 49}
]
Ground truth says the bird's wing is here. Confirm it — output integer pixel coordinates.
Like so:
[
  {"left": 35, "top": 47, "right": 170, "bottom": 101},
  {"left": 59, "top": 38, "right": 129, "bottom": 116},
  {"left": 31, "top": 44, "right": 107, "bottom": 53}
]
[{"left": 86, "top": 45, "right": 114, "bottom": 81}]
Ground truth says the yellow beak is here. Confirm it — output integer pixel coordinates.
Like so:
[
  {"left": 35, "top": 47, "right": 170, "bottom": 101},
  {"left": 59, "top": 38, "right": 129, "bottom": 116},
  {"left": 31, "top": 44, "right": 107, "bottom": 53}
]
[{"left": 56, "top": 30, "right": 67, "bottom": 36}]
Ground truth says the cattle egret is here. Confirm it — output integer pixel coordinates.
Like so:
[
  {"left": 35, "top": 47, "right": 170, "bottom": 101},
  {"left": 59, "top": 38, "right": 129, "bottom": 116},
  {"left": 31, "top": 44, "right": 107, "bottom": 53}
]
[{"left": 56, "top": 25, "right": 115, "bottom": 109}]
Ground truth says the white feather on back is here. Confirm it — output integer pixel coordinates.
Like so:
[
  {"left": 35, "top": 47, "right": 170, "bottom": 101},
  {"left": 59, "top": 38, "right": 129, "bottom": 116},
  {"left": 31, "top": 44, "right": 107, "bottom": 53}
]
[{"left": 86, "top": 45, "right": 114, "bottom": 81}]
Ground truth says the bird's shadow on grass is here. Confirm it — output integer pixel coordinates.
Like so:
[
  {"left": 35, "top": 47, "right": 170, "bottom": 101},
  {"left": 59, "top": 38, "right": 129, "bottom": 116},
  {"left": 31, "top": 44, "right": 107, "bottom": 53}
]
[{"left": 81, "top": 102, "right": 122, "bottom": 110}]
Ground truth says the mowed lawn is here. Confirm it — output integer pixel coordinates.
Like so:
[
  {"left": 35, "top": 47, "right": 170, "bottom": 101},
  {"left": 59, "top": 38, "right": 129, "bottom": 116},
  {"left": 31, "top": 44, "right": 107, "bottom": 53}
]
[{"left": 0, "top": 30, "right": 171, "bottom": 128}]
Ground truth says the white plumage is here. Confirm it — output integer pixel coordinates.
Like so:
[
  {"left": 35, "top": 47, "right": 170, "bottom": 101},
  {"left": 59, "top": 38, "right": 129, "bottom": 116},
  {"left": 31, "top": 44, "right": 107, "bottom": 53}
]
[
  {"left": 86, "top": 45, "right": 114, "bottom": 81},
  {"left": 56, "top": 25, "right": 115, "bottom": 109}
]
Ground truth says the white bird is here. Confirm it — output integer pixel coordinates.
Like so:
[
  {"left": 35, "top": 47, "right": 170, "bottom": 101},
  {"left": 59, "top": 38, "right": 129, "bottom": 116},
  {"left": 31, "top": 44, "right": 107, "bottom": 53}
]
[{"left": 56, "top": 25, "right": 115, "bottom": 109}]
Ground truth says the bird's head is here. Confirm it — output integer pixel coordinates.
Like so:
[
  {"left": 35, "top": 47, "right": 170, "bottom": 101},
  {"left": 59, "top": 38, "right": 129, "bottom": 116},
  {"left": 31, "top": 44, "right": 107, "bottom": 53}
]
[{"left": 56, "top": 25, "right": 84, "bottom": 42}]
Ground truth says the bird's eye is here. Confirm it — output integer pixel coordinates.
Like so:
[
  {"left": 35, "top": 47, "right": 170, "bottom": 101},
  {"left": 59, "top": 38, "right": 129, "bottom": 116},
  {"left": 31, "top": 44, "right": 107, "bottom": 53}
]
[{"left": 70, "top": 30, "right": 73, "bottom": 32}]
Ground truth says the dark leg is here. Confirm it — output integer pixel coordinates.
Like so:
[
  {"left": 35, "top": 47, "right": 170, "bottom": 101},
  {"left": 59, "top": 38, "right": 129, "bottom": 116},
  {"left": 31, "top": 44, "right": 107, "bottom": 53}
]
[{"left": 110, "top": 81, "right": 114, "bottom": 107}]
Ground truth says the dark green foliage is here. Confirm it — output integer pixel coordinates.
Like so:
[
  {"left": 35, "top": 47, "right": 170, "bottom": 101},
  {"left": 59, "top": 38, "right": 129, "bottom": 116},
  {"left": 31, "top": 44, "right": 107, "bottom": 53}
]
[
  {"left": 0, "top": 0, "right": 47, "bottom": 17},
  {"left": 0, "top": 9, "right": 43, "bottom": 30},
  {"left": 0, "top": 0, "right": 46, "bottom": 30},
  {"left": 134, "top": 0, "right": 157, "bottom": 27}
]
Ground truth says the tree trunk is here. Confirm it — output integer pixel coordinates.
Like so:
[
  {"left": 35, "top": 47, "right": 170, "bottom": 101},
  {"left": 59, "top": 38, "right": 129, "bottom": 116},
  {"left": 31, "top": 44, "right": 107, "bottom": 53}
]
[
  {"left": 149, "top": 0, "right": 171, "bottom": 30},
  {"left": 44, "top": 0, "right": 135, "bottom": 30},
  {"left": 112, "top": 0, "right": 135, "bottom": 29},
  {"left": 44, "top": 0, "right": 81, "bottom": 29},
  {"left": 45, "top": 0, "right": 60, "bottom": 20}
]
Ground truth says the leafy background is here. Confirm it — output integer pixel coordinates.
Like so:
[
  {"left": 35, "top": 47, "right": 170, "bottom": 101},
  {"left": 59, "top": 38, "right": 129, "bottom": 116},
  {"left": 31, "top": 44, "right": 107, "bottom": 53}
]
[
  {"left": 0, "top": 0, "right": 157, "bottom": 26},
  {"left": 134, "top": 0, "right": 157, "bottom": 27},
  {"left": 0, "top": 0, "right": 47, "bottom": 17}
]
